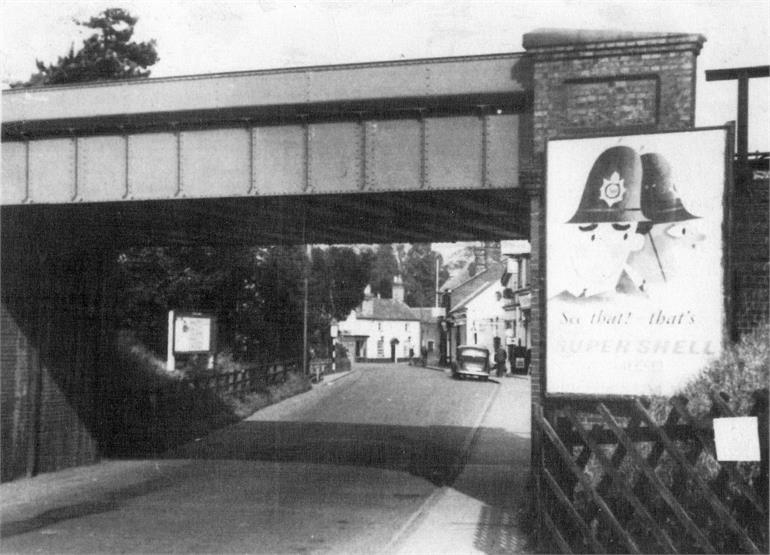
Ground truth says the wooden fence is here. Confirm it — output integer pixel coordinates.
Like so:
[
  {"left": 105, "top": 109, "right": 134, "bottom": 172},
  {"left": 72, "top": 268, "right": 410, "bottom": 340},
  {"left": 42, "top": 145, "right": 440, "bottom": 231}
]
[
  {"left": 308, "top": 358, "right": 333, "bottom": 383},
  {"left": 104, "top": 358, "right": 304, "bottom": 455},
  {"left": 533, "top": 390, "right": 768, "bottom": 554},
  {"left": 186, "top": 359, "right": 297, "bottom": 395}
]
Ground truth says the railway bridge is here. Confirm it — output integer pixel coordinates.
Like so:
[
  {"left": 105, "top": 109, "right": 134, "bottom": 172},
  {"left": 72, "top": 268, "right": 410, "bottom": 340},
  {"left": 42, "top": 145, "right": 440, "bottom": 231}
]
[{"left": 1, "top": 29, "right": 713, "bottom": 481}]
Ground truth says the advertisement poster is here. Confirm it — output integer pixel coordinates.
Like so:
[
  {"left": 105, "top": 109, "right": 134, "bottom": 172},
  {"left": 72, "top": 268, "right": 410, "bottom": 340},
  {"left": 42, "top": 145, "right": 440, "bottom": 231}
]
[
  {"left": 174, "top": 314, "right": 213, "bottom": 353},
  {"left": 546, "top": 129, "right": 727, "bottom": 396}
]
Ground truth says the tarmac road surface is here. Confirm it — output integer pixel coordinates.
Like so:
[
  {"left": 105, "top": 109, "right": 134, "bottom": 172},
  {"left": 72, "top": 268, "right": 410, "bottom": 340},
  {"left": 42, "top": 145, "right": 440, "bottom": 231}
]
[{"left": 0, "top": 363, "right": 532, "bottom": 554}]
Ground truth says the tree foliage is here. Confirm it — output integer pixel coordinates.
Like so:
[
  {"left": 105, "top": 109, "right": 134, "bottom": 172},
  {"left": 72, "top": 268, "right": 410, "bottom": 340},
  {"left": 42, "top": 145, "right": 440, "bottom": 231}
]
[
  {"left": 365, "top": 243, "right": 448, "bottom": 306},
  {"left": 368, "top": 244, "right": 400, "bottom": 299},
  {"left": 115, "top": 244, "right": 373, "bottom": 362},
  {"left": 12, "top": 8, "right": 158, "bottom": 88},
  {"left": 403, "top": 243, "right": 449, "bottom": 307},
  {"left": 310, "top": 246, "right": 371, "bottom": 322}
]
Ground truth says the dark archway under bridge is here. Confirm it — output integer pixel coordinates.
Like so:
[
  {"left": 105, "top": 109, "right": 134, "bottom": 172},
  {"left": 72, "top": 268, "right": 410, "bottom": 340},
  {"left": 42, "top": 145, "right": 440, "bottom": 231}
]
[{"left": 0, "top": 186, "right": 530, "bottom": 483}]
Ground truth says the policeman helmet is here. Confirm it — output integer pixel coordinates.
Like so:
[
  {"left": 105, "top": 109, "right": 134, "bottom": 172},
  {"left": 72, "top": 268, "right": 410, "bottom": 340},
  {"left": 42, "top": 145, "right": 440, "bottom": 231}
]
[
  {"left": 640, "top": 153, "right": 699, "bottom": 223},
  {"left": 567, "top": 146, "right": 649, "bottom": 224}
]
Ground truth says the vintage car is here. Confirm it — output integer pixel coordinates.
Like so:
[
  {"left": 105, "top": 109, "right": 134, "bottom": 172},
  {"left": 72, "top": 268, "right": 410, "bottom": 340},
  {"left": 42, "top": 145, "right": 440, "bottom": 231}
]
[{"left": 451, "top": 345, "right": 491, "bottom": 380}]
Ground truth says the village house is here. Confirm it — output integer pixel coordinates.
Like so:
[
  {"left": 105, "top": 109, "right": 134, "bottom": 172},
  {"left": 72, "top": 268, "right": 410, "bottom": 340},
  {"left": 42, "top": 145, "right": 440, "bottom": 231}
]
[
  {"left": 337, "top": 276, "right": 421, "bottom": 363},
  {"left": 440, "top": 243, "right": 507, "bottom": 362}
]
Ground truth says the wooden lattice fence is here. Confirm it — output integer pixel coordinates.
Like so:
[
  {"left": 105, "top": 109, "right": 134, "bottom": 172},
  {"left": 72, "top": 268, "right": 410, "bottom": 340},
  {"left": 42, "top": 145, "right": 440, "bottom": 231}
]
[{"left": 534, "top": 391, "right": 768, "bottom": 553}]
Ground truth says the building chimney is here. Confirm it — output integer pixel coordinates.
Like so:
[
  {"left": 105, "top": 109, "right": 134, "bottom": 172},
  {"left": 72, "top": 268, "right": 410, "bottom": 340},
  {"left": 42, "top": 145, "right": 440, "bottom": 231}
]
[
  {"left": 392, "top": 275, "right": 405, "bottom": 303},
  {"left": 484, "top": 241, "right": 501, "bottom": 264},
  {"left": 473, "top": 245, "right": 487, "bottom": 272}
]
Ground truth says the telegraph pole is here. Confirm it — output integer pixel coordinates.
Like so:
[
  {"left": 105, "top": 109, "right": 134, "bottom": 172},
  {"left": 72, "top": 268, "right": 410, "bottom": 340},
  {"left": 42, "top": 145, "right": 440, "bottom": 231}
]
[
  {"left": 302, "top": 211, "right": 310, "bottom": 376},
  {"left": 706, "top": 65, "right": 769, "bottom": 178}
]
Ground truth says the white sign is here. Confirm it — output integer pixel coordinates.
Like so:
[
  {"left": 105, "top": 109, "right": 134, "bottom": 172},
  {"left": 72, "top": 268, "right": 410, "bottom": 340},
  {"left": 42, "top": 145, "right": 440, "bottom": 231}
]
[
  {"left": 713, "top": 417, "right": 761, "bottom": 461},
  {"left": 174, "top": 315, "right": 212, "bottom": 353},
  {"left": 546, "top": 129, "right": 727, "bottom": 396}
]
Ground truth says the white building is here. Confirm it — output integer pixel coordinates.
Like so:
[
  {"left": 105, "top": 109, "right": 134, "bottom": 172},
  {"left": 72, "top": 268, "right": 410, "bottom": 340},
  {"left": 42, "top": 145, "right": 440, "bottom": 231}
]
[
  {"left": 446, "top": 261, "right": 507, "bottom": 356},
  {"left": 338, "top": 277, "right": 421, "bottom": 362}
]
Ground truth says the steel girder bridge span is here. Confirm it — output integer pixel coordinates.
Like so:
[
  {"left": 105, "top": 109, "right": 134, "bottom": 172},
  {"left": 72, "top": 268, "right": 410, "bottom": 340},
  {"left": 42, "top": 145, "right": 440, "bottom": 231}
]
[{"left": 1, "top": 53, "right": 532, "bottom": 480}]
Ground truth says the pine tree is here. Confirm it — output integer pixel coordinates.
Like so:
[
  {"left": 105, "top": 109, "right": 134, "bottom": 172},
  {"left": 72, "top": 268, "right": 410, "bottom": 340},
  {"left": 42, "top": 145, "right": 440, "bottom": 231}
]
[{"left": 12, "top": 8, "right": 158, "bottom": 88}]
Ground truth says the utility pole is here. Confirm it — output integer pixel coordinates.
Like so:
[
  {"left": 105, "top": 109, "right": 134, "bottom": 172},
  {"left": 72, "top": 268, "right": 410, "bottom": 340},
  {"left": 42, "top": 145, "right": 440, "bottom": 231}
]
[
  {"left": 705, "top": 65, "right": 769, "bottom": 180},
  {"left": 302, "top": 206, "right": 310, "bottom": 377},
  {"left": 303, "top": 243, "right": 310, "bottom": 375}
]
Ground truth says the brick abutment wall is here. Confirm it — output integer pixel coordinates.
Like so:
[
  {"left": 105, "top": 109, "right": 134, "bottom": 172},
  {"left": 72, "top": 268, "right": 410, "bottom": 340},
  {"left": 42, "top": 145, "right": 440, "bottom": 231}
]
[
  {"left": 732, "top": 172, "right": 770, "bottom": 337},
  {"left": 522, "top": 28, "right": 768, "bottom": 463},
  {"left": 523, "top": 30, "right": 702, "bottom": 434}
]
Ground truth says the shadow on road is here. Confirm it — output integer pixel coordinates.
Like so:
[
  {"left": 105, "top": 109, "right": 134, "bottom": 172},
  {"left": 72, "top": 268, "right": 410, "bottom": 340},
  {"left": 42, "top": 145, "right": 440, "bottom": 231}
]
[{"left": 159, "top": 421, "right": 529, "bottom": 492}]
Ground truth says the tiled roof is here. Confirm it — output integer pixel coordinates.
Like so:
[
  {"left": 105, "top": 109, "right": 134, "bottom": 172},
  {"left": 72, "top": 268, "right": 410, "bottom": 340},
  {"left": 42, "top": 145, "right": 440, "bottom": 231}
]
[
  {"left": 446, "top": 261, "right": 505, "bottom": 307},
  {"left": 356, "top": 298, "right": 420, "bottom": 321},
  {"left": 412, "top": 307, "right": 444, "bottom": 322},
  {"left": 440, "top": 271, "right": 469, "bottom": 292}
]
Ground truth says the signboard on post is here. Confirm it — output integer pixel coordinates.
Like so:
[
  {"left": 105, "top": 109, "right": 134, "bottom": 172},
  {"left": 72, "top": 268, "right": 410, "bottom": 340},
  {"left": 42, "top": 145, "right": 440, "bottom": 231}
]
[
  {"left": 546, "top": 128, "right": 729, "bottom": 396},
  {"left": 166, "top": 310, "right": 217, "bottom": 371}
]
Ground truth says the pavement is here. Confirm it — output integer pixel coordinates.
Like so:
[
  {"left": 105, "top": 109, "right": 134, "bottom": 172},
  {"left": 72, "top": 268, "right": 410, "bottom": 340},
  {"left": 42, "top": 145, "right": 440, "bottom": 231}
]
[
  {"left": 0, "top": 366, "right": 533, "bottom": 554},
  {"left": 390, "top": 370, "right": 533, "bottom": 554}
]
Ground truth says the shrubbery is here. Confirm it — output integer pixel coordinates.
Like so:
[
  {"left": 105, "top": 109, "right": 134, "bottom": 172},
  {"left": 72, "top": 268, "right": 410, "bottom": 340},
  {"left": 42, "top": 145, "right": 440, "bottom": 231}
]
[
  {"left": 648, "top": 321, "right": 769, "bottom": 421},
  {"left": 104, "top": 332, "right": 311, "bottom": 454}
]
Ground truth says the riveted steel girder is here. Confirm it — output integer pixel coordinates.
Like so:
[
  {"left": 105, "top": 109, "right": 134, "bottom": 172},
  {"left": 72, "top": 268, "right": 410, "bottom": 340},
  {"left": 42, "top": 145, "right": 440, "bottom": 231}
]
[{"left": 2, "top": 114, "right": 522, "bottom": 206}]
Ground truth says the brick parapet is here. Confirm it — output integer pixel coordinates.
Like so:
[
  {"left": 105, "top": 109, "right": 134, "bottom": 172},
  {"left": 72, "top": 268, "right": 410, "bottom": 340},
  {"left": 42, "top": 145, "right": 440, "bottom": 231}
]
[
  {"left": 523, "top": 35, "right": 705, "bottom": 62},
  {"left": 524, "top": 31, "right": 704, "bottom": 155}
]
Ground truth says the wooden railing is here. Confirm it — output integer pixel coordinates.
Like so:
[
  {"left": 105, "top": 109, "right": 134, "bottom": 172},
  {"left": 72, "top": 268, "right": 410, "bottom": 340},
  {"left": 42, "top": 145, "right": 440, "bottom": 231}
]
[
  {"left": 185, "top": 360, "right": 298, "bottom": 395},
  {"left": 308, "top": 358, "right": 332, "bottom": 383},
  {"left": 533, "top": 390, "right": 769, "bottom": 553}
]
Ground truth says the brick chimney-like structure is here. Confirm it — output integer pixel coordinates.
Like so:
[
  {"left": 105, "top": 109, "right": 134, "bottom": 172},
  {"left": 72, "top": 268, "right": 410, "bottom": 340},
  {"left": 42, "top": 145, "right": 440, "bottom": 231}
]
[{"left": 392, "top": 275, "right": 405, "bottom": 303}]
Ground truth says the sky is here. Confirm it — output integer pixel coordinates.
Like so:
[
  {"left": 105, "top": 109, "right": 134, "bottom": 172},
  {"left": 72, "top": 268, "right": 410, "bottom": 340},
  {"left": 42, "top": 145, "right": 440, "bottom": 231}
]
[{"left": 1, "top": 0, "right": 768, "bottom": 150}]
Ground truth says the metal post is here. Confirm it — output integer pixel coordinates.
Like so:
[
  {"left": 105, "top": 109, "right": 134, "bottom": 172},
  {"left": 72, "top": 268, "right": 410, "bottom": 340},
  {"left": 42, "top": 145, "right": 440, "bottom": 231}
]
[
  {"left": 737, "top": 75, "right": 749, "bottom": 166},
  {"left": 705, "top": 65, "right": 769, "bottom": 185},
  {"left": 302, "top": 204, "right": 310, "bottom": 377}
]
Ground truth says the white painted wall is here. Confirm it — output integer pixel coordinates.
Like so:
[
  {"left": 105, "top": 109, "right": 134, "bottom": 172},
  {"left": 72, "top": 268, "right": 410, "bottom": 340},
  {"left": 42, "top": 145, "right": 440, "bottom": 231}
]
[
  {"left": 461, "top": 284, "right": 507, "bottom": 354},
  {"left": 338, "top": 310, "right": 421, "bottom": 360}
]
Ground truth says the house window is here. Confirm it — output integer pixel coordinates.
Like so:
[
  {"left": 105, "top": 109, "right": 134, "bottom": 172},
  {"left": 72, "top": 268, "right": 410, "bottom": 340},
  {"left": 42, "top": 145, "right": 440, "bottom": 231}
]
[
  {"left": 378, "top": 322, "right": 382, "bottom": 331},
  {"left": 428, "top": 341, "right": 434, "bottom": 352},
  {"left": 377, "top": 337, "right": 384, "bottom": 357}
]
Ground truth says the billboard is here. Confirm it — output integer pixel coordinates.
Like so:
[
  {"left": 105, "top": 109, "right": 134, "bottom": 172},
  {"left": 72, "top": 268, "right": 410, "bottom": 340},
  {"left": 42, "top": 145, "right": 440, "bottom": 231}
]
[{"left": 546, "top": 128, "right": 729, "bottom": 396}]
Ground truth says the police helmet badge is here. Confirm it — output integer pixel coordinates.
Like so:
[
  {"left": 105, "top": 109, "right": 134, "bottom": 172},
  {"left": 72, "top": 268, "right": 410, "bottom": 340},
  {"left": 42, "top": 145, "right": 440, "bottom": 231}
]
[{"left": 599, "top": 172, "right": 626, "bottom": 207}]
